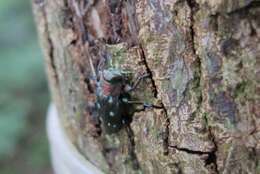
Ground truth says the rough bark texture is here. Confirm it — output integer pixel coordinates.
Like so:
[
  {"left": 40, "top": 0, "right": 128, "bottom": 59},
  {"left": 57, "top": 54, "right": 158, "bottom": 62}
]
[{"left": 33, "top": 0, "right": 259, "bottom": 173}]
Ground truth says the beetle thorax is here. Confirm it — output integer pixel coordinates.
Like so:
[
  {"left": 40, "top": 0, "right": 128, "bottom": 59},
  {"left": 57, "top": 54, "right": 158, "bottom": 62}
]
[
  {"left": 100, "top": 69, "right": 125, "bottom": 96},
  {"left": 101, "top": 79, "right": 123, "bottom": 96}
]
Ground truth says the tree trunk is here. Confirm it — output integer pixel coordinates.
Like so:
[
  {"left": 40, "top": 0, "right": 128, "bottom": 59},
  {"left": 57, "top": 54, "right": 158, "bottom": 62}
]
[{"left": 33, "top": 0, "right": 259, "bottom": 173}]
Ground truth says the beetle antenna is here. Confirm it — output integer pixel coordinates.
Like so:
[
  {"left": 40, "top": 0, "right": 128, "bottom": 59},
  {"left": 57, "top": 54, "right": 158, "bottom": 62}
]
[{"left": 70, "top": 0, "right": 97, "bottom": 80}]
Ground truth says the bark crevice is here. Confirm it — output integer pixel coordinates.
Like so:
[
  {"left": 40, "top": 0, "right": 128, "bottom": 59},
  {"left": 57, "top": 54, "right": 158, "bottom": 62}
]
[
  {"left": 138, "top": 45, "right": 170, "bottom": 155},
  {"left": 41, "top": 3, "right": 59, "bottom": 85},
  {"left": 138, "top": 45, "right": 158, "bottom": 98},
  {"left": 208, "top": 127, "right": 219, "bottom": 174},
  {"left": 169, "top": 144, "right": 218, "bottom": 171},
  {"left": 187, "top": 0, "right": 219, "bottom": 173}
]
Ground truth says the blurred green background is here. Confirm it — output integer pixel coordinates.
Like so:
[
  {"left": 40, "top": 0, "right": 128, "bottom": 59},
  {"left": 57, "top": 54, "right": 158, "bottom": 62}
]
[{"left": 0, "top": 0, "right": 52, "bottom": 174}]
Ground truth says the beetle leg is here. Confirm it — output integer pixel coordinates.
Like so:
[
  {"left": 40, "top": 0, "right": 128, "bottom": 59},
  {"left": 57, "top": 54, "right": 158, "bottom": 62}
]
[
  {"left": 135, "top": 102, "right": 163, "bottom": 112},
  {"left": 123, "top": 100, "right": 163, "bottom": 112},
  {"left": 86, "top": 102, "right": 100, "bottom": 124},
  {"left": 125, "top": 73, "right": 150, "bottom": 92}
]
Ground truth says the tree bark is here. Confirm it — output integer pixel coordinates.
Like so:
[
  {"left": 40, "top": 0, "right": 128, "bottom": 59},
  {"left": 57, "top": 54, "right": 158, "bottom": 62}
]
[{"left": 33, "top": 0, "right": 259, "bottom": 173}]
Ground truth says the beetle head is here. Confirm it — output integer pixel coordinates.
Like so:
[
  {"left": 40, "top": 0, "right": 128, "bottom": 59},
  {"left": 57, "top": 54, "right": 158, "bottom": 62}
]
[{"left": 103, "top": 68, "right": 125, "bottom": 84}]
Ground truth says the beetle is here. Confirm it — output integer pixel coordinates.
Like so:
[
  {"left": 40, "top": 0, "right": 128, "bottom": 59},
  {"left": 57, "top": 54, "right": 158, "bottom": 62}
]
[{"left": 94, "top": 67, "right": 156, "bottom": 134}]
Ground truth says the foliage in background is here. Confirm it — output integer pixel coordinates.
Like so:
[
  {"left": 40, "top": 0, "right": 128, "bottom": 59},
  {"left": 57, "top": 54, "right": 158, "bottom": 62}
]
[{"left": 0, "top": 0, "right": 51, "bottom": 173}]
